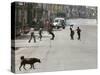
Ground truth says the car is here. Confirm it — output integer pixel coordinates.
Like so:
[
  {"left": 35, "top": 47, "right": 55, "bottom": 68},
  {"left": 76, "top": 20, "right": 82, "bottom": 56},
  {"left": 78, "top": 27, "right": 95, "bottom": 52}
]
[{"left": 53, "top": 18, "right": 66, "bottom": 29}]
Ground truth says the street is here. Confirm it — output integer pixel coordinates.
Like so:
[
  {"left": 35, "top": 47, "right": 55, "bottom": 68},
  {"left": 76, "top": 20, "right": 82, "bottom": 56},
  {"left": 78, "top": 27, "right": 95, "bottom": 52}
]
[
  {"left": 11, "top": 18, "right": 97, "bottom": 73},
  {"left": 14, "top": 24, "right": 97, "bottom": 73}
]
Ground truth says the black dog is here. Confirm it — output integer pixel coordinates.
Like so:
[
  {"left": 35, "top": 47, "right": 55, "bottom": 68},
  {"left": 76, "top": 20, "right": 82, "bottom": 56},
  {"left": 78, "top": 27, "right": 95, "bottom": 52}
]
[{"left": 19, "top": 56, "right": 41, "bottom": 71}]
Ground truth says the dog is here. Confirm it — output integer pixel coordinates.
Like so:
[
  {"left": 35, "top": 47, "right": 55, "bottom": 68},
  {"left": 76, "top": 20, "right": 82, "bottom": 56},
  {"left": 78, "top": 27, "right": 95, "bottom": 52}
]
[{"left": 19, "top": 56, "right": 41, "bottom": 71}]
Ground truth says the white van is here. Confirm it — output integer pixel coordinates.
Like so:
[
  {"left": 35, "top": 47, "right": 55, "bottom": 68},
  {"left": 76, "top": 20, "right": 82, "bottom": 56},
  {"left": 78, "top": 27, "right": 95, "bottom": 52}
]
[{"left": 53, "top": 17, "right": 66, "bottom": 29}]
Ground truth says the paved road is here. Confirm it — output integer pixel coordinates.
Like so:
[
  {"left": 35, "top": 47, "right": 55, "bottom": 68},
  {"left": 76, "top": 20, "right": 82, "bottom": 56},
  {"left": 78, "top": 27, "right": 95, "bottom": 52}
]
[
  {"left": 66, "top": 18, "right": 97, "bottom": 26},
  {"left": 14, "top": 25, "right": 97, "bottom": 73}
]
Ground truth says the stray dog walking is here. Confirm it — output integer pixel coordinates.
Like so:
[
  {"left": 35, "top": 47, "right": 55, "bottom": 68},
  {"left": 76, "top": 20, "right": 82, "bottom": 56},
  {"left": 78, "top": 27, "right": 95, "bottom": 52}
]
[{"left": 19, "top": 56, "right": 41, "bottom": 71}]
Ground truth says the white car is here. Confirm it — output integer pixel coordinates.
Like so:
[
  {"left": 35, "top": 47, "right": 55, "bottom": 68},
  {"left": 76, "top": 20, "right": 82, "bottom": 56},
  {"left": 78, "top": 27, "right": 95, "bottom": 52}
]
[{"left": 53, "top": 18, "right": 66, "bottom": 29}]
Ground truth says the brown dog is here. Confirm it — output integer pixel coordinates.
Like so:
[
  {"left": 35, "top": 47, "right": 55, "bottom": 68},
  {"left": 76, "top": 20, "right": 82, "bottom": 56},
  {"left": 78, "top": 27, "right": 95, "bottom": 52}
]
[{"left": 19, "top": 56, "right": 41, "bottom": 71}]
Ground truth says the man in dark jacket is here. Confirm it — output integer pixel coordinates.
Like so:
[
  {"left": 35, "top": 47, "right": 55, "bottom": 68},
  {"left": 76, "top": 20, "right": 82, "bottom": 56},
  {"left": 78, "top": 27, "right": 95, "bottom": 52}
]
[
  {"left": 76, "top": 27, "right": 81, "bottom": 40},
  {"left": 70, "top": 27, "right": 74, "bottom": 40},
  {"left": 48, "top": 20, "right": 55, "bottom": 40}
]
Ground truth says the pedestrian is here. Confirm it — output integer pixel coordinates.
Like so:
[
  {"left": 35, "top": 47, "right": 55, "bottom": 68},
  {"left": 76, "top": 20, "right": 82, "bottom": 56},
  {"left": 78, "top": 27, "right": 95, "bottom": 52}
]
[
  {"left": 47, "top": 19, "right": 55, "bottom": 40},
  {"left": 76, "top": 27, "right": 81, "bottom": 40},
  {"left": 39, "top": 28, "right": 43, "bottom": 41},
  {"left": 28, "top": 27, "right": 36, "bottom": 43},
  {"left": 61, "top": 20, "right": 65, "bottom": 29},
  {"left": 70, "top": 27, "right": 74, "bottom": 40}
]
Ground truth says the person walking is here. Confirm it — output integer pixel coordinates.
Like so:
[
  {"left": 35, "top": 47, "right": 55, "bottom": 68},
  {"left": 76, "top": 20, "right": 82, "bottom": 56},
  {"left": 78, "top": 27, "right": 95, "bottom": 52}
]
[
  {"left": 47, "top": 19, "right": 55, "bottom": 40},
  {"left": 76, "top": 27, "right": 81, "bottom": 40},
  {"left": 28, "top": 27, "right": 36, "bottom": 43},
  {"left": 39, "top": 28, "right": 43, "bottom": 41},
  {"left": 70, "top": 27, "right": 74, "bottom": 40}
]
